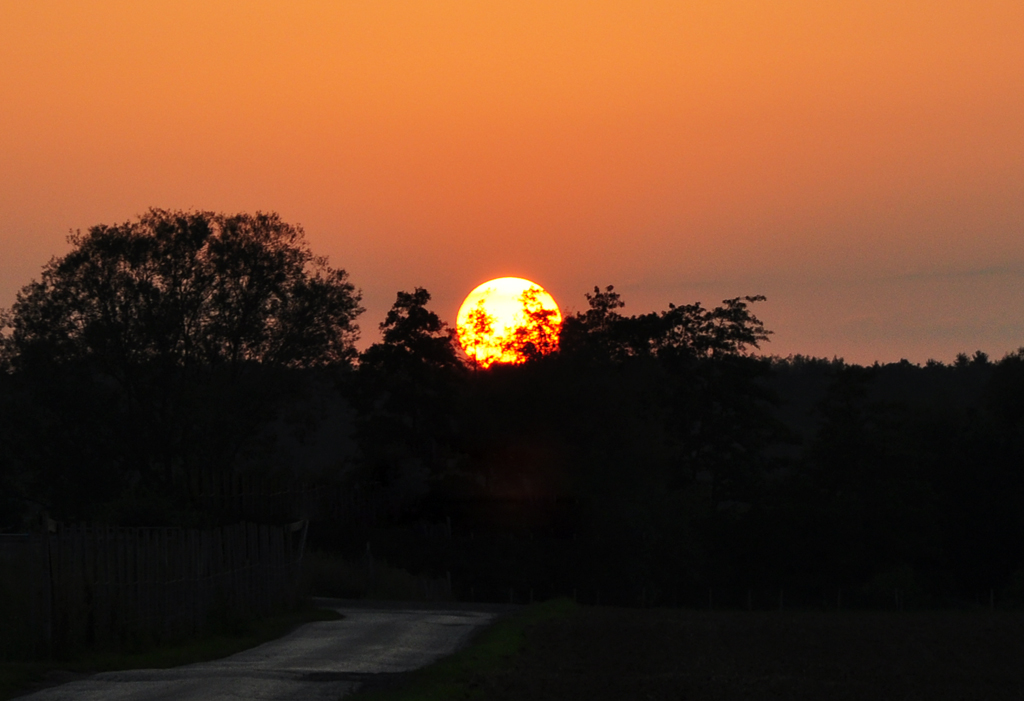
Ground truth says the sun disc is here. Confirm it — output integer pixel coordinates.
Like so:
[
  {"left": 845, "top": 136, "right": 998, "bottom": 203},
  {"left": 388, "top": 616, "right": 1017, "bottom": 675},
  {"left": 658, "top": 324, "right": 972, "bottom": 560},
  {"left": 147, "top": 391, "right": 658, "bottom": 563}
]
[{"left": 456, "top": 277, "right": 561, "bottom": 367}]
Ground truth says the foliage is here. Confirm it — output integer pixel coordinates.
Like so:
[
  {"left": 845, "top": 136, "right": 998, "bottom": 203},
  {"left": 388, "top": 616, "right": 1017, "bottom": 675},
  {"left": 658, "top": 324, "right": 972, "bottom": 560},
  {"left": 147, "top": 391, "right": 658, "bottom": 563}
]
[
  {"left": 2, "top": 209, "right": 362, "bottom": 373},
  {"left": 5, "top": 224, "right": 1024, "bottom": 610},
  {"left": 361, "top": 288, "right": 462, "bottom": 378},
  {"left": 0, "top": 209, "right": 363, "bottom": 525},
  {"left": 456, "top": 285, "right": 561, "bottom": 368},
  {"left": 343, "top": 285, "right": 1024, "bottom": 609},
  {"left": 499, "top": 287, "right": 561, "bottom": 363},
  {"left": 355, "top": 289, "right": 465, "bottom": 507},
  {"left": 560, "top": 286, "right": 771, "bottom": 363},
  {"left": 302, "top": 549, "right": 453, "bottom": 601},
  {"left": 458, "top": 299, "right": 496, "bottom": 369}
]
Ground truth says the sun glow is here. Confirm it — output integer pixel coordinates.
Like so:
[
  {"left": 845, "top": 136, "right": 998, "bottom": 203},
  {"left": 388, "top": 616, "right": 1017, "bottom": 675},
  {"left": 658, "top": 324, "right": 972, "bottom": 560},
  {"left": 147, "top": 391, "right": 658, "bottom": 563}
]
[{"left": 456, "top": 277, "right": 561, "bottom": 367}]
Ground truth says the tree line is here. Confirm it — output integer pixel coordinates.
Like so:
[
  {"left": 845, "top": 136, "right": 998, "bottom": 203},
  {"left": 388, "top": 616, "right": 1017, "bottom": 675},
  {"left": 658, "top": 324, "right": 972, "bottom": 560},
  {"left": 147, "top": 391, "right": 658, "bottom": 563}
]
[{"left": 3, "top": 209, "right": 1024, "bottom": 608}]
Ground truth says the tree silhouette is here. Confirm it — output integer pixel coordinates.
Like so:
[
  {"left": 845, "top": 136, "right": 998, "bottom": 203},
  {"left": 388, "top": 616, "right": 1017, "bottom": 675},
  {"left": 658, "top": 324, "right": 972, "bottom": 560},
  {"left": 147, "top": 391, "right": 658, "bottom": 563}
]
[
  {"left": 458, "top": 299, "right": 497, "bottom": 369},
  {"left": 357, "top": 288, "right": 464, "bottom": 507},
  {"left": 2, "top": 209, "right": 363, "bottom": 374},
  {"left": 560, "top": 286, "right": 771, "bottom": 364},
  {"left": 501, "top": 286, "right": 561, "bottom": 363},
  {"left": 0, "top": 209, "right": 363, "bottom": 523},
  {"left": 559, "top": 285, "right": 627, "bottom": 361},
  {"left": 360, "top": 287, "right": 461, "bottom": 377},
  {"left": 657, "top": 296, "right": 772, "bottom": 359}
]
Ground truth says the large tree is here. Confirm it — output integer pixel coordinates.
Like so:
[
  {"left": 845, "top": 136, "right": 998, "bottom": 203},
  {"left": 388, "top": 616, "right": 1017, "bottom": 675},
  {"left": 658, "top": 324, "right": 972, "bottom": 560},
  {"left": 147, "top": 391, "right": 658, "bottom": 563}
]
[
  {"left": 356, "top": 289, "right": 464, "bottom": 505},
  {"left": 2, "top": 208, "right": 362, "bottom": 373},
  {"left": 0, "top": 209, "right": 363, "bottom": 523},
  {"left": 359, "top": 288, "right": 462, "bottom": 378}
]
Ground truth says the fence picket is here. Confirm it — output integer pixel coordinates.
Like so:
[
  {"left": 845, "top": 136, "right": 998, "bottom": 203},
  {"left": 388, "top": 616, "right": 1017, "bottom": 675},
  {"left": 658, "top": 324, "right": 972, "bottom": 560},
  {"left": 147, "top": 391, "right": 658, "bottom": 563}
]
[{"left": 1, "top": 521, "right": 306, "bottom": 656}]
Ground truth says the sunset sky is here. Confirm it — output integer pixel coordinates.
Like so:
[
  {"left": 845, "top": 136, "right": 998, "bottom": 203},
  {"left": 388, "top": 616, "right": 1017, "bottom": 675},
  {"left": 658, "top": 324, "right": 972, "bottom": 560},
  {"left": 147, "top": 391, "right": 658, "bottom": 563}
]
[{"left": 2, "top": 1, "right": 1022, "bottom": 364}]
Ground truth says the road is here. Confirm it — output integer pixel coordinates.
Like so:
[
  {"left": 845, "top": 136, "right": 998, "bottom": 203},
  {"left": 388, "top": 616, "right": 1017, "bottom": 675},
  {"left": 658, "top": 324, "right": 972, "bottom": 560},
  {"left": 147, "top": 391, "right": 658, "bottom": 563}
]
[{"left": 16, "top": 600, "right": 509, "bottom": 701}]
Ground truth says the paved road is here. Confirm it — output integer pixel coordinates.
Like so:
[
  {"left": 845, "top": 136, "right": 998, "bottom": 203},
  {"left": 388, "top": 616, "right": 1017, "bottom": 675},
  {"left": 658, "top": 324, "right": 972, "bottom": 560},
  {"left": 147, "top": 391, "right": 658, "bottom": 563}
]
[{"left": 17, "top": 601, "right": 508, "bottom": 701}]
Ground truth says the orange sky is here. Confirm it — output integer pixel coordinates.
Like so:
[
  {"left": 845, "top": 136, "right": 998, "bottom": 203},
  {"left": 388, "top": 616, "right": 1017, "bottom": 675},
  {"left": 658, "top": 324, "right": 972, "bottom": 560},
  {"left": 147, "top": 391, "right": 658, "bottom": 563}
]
[{"left": 2, "top": 1, "right": 1023, "bottom": 363}]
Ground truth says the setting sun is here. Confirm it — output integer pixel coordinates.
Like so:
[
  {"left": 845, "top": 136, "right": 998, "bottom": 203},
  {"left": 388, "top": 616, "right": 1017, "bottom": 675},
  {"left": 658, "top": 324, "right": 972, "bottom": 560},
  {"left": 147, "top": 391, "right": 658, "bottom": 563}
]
[{"left": 456, "top": 277, "right": 561, "bottom": 367}]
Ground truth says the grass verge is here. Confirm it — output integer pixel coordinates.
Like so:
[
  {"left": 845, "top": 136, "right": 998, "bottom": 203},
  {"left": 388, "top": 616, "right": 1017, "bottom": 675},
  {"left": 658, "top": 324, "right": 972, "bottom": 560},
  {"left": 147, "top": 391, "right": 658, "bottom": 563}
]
[
  {"left": 0, "top": 604, "right": 341, "bottom": 701},
  {"left": 389, "top": 607, "right": 1024, "bottom": 701},
  {"left": 348, "top": 598, "right": 578, "bottom": 701}
]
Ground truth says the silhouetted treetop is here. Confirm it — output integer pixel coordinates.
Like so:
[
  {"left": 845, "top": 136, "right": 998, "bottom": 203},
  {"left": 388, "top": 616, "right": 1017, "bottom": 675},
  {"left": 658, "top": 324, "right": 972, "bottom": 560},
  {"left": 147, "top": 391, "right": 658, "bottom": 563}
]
[
  {"left": 500, "top": 287, "right": 562, "bottom": 364},
  {"left": 1, "top": 209, "right": 363, "bottom": 373},
  {"left": 459, "top": 299, "right": 495, "bottom": 370},
  {"left": 658, "top": 295, "right": 771, "bottom": 358},
  {"left": 557, "top": 285, "right": 626, "bottom": 361},
  {"left": 360, "top": 287, "right": 462, "bottom": 375},
  {"left": 560, "top": 286, "right": 771, "bottom": 363}
]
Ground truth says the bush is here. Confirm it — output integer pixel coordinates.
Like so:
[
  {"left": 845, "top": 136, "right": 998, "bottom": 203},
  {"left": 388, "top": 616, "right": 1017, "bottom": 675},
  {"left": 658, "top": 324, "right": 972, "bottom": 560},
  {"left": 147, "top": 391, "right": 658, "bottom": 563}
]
[{"left": 302, "top": 550, "right": 453, "bottom": 601}]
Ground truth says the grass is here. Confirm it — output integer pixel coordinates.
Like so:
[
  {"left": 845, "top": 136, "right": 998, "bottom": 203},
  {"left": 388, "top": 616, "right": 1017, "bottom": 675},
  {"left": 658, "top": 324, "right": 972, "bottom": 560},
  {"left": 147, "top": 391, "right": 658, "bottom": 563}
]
[
  {"left": 387, "top": 606, "right": 1024, "bottom": 701},
  {"left": 348, "top": 598, "right": 579, "bottom": 701},
  {"left": 340, "top": 603, "right": 1024, "bottom": 701},
  {"left": 0, "top": 604, "right": 341, "bottom": 701}
]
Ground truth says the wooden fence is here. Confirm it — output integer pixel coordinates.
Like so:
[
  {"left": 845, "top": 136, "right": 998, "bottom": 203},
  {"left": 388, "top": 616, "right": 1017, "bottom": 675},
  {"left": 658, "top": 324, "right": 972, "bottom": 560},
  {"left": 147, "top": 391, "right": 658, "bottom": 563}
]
[
  {"left": 0, "top": 520, "right": 307, "bottom": 659},
  {"left": 0, "top": 532, "right": 51, "bottom": 659}
]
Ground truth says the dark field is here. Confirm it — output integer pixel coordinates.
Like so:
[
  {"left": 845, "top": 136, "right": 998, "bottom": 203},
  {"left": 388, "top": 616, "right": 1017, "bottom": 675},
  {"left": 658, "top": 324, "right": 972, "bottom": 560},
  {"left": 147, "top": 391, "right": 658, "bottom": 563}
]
[{"left": 469, "top": 607, "right": 1024, "bottom": 700}]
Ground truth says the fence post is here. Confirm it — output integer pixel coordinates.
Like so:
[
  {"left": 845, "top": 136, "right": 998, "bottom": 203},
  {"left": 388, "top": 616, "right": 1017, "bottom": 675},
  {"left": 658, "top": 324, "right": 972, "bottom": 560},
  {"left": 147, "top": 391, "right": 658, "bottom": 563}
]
[
  {"left": 366, "top": 542, "right": 374, "bottom": 596},
  {"left": 44, "top": 523, "right": 55, "bottom": 658}
]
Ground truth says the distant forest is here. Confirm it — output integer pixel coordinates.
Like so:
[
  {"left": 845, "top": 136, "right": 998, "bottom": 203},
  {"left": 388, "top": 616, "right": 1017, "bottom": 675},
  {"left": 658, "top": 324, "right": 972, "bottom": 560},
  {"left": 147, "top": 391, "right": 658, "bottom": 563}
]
[{"left": 2, "top": 209, "right": 1023, "bottom": 609}]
